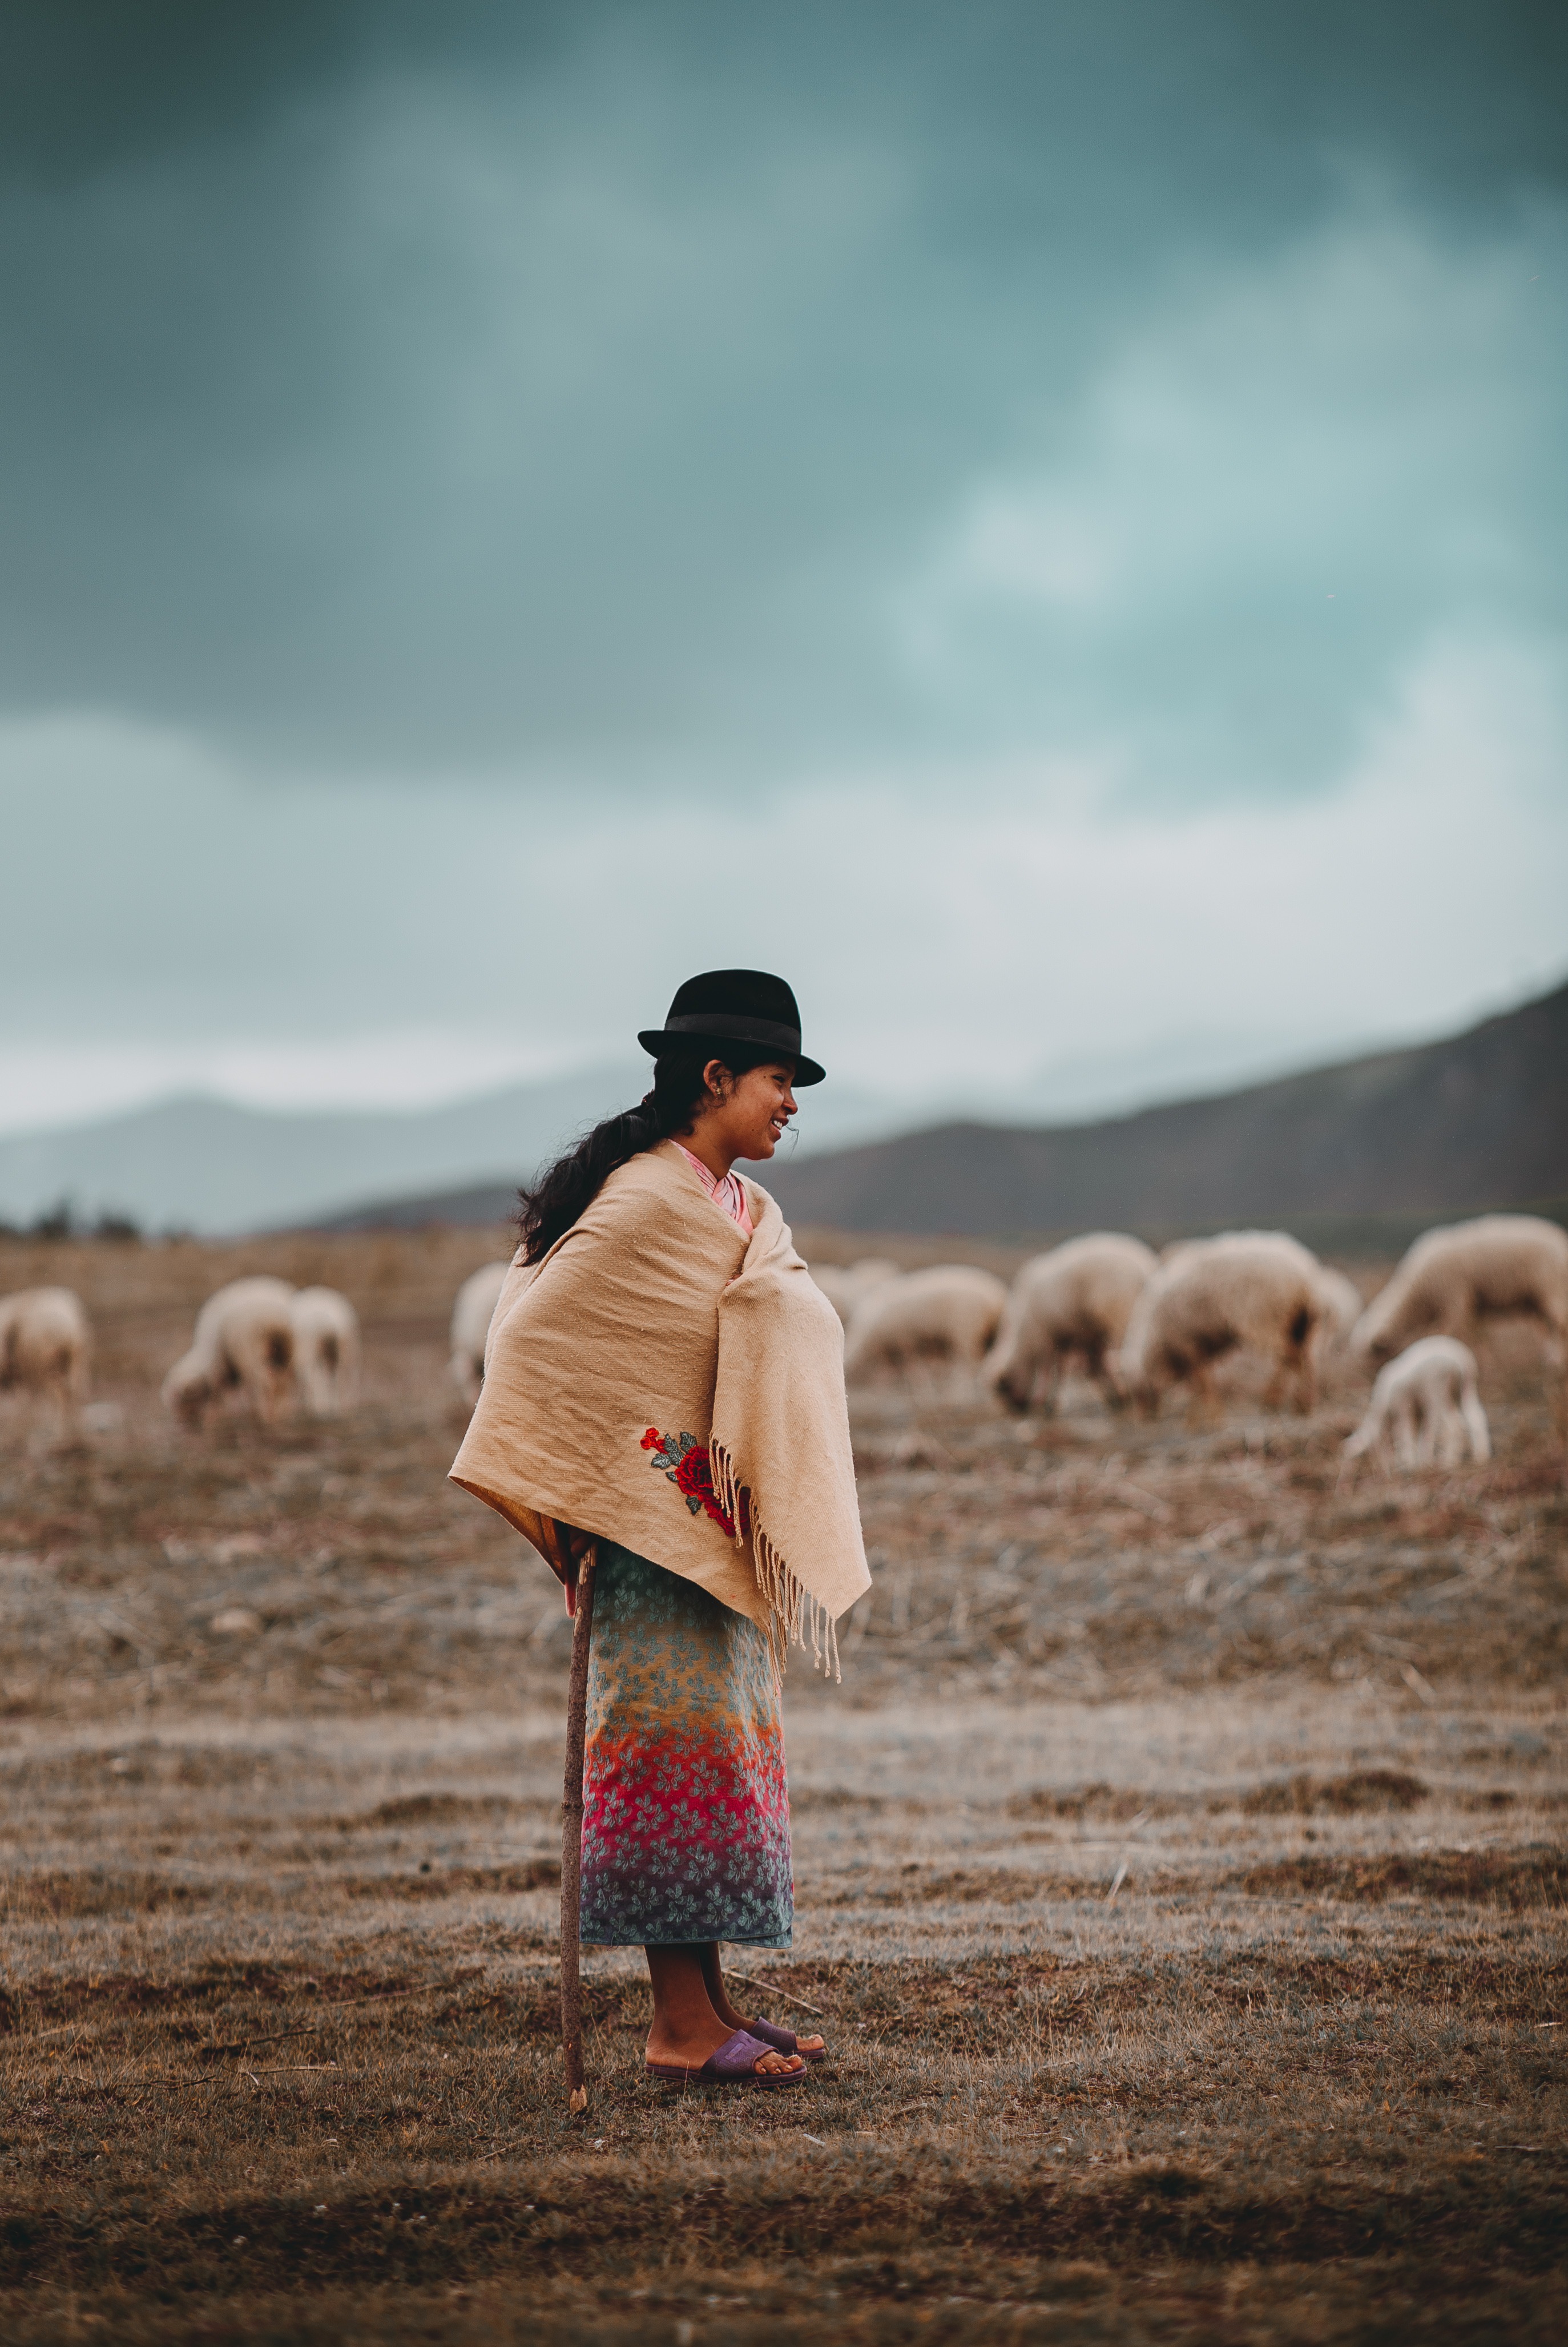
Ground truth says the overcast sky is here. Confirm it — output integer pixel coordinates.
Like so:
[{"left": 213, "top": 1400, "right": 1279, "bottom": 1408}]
[{"left": 2, "top": 1, "right": 1565, "bottom": 1135}]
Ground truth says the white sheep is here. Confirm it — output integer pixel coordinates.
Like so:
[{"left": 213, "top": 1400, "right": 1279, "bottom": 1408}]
[
  {"left": 1341, "top": 1335, "right": 1491, "bottom": 1474},
  {"left": 1310, "top": 1264, "right": 1366, "bottom": 1376},
  {"left": 1116, "top": 1230, "right": 1324, "bottom": 1420},
  {"left": 1313, "top": 1266, "right": 1365, "bottom": 1345},
  {"left": 162, "top": 1276, "right": 297, "bottom": 1427},
  {"left": 289, "top": 1286, "right": 361, "bottom": 1417},
  {"left": 843, "top": 1265, "right": 1010, "bottom": 1386},
  {"left": 0, "top": 1287, "right": 92, "bottom": 1435},
  {"left": 449, "top": 1260, "right": 514, "bottom": 1408},
  {"left": 809, "top": 1257, "right": 900, "bottom": 1326},
  {"left": 984, "top": 1232, "right": 1158, "bottom": 1414},
  {"left": 1352, "top": 1217, "right": 1568, "bottom": 1423}
]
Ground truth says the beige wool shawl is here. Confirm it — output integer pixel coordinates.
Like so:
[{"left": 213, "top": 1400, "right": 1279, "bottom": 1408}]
[{"left": 449, "top": 1141, "right": 869, "bottom": 1671}]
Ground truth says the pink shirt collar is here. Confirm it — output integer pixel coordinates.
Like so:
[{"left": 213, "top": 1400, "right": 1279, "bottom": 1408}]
[{"left": 674, "top": 1143, "right": 753, "bottom": 1235}]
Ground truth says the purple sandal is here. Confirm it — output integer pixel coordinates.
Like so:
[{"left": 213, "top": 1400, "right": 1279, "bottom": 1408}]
[
  {"left": 645, "top": 2027, "right": 806, "bottom": 2090},
  {"left": 744, "top": 2016, "right": 827, "bottom": 2064}
]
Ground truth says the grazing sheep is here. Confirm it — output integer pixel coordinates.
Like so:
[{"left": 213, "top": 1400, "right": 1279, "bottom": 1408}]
[
  {"left": 809, "top": 1257, "right": 900, "bottom": 1326},
  {"left": 449, "top": 1260, "right": 514, "bottom": 1408},
  {"left": 1314, "top": 1267, "right": 1365, "bottom": 1344},
  {"left": 1342, "top": 1336, "right": 1491, "bottom": 1473},
  {"left": 1311, "top": 1265, "right": 1366, "bottom": 1375},
  {"left": 1352, "top": 1218, "right": 1568, "bottom": 1422},
  {"left": 844, "top": 1265, "right": 1009, "bottom": 1385},
  {"left": 162, "top": 1277, "right": 297, "bottom": 1427},
  {"left": 985, "top": 1232, "right": 1158, "bottom": 1414},
  {"left": 0, "top": 1287, "right": 92, "bottom": 1435},
  {"left": 1116, "top": 1231, "right": 1323, "bottom": 1420},
  {"left": 289, "top": 1286, "right": 361, "bottom": 1416}
]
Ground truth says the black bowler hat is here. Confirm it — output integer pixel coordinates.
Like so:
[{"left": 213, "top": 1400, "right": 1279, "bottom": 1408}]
[{"left": 638, "top": 969, "right": 825, "bottom": 1086}]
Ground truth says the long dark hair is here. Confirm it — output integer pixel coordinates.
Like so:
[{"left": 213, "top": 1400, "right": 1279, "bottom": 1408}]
[{"left": 516, "top": 1044, "right": 777, "bottom": 1264}]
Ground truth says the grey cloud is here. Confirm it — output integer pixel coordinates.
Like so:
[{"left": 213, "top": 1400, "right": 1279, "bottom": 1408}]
[{"left": 0, "top": 2, "right": 1563, "bottom": 794}]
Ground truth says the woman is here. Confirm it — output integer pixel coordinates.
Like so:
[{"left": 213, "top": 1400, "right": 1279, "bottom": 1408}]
[{"left": 451, "top": 970, "right": 869, "bottom": 2087}]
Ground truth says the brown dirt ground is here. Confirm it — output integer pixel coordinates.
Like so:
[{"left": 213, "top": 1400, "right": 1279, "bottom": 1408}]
[{"left": 1, "top": 1229, "right": 1565, "bottom": 2344}]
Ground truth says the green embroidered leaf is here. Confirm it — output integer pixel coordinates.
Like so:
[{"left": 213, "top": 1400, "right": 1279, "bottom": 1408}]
[{"left": 685, "top": 1494, "right": 703, "bottom": 1515}]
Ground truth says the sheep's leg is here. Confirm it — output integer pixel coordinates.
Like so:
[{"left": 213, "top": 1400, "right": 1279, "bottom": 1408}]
[
  {"left": 1338, "top": 1408, "right": 1376, "bottom": 1486},
  {"left": 1093, "top": 1368, "right": 1120, "bottom": 1414},
  {"left": 1434, "top": 1401, "right": 1465, "bottom": 1468},
  {"left": 1460, "top": 1377, "right": 1492, "bottom": 1463},
  {"left": 249, "top": 1349, "right": 290, "bottom": 1426},
  {"left": 1184, "top": 1361, "right": 1218, "bottom": 1428},
  {"left": 1260, "top": 1349, "right": 1297, "bottom": 1414},
  {"left": 1392, "top": 1395, "right": 1420, "bottom": 1471},
  {"left": 1341, "top": 1388, "right": 1385, "bottom": 1476}
]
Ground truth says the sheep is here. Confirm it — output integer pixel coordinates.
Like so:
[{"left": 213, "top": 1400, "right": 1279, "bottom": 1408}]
[
  {"left": 1116, "top": 1231, "right": 1324, "bottom": 1420},
  {"left": 1341, "top": 1335, "right": 1491, "bottom": 1475},
  {"left": 289, "top": 1286, "right": 361, "bottom": 1416},
  {"left": 0, "top": 1287, "right": 92, "bottom": 1436},
  {"left": 1352, "top": 1217, "right": 1568, "bottom": 1425},
  {"left": 450, "top": 1260, "right": 514, "bottom": 1408},
  {"left": 162, "top": 1277, "right": 297, "bottom": 1427},
  {"left": 843, "top": 1265, "right": 1010, "bottom": 1386},
  {"left": 1314, "top": 1266, "right": 1365, "bottom": 1346},
  {"left": 1309, "top": 1264, "right": 1366, "bottom": 1379},
  {"left": 984, "top": 1232, "right": 1158, "bottom": 1414},
  {"left": 809, "top": 1257, "right": 900, "bottom": 1326}
]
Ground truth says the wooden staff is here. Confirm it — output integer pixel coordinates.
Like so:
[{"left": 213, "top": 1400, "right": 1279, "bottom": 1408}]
[{"left": 559, "top": 1542, "right": 597, "bottom": 2112}]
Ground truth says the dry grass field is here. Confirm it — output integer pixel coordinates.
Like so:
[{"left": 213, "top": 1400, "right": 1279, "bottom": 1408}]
[{"left": 1, "top": 1228, "right": 1565, "bottom": 2345}]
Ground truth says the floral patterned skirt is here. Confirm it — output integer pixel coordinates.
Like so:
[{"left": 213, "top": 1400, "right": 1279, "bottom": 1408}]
[{"left": 579, "top": 1543, "right": 793, "bottom": 1948}]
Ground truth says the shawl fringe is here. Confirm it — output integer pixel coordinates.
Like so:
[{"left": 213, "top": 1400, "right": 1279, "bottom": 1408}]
[
  {"left": 710, "top": 1437, "right": 841, "bottom": 1682},
  {"left": 450, "top": 1144, "right": 867, "bottom": 1665}
]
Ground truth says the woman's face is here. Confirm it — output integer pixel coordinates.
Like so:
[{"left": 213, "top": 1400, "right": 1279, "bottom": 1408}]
[{"left": 699, "top": 1059, "right": 799, "bottom": 1160}]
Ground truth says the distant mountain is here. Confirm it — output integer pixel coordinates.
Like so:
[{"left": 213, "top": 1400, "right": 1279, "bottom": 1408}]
[
  {"left": 5, "top": 982, "right": 1559, "bottom": 1239},
  {"left": 0, "top": 1066, "right": 643, "bottom": 1235},
  {"left": 0, "top": 1060, "right": 902, "bottom": 1235},
  {"left": 763, "top": 981, "right": 1568, "bottom": 1238}
]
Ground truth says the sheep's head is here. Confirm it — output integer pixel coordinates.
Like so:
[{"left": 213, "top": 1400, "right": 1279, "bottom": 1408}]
[
  {"left": 1110, "top": 1343, "right": 1162, "bottom": 1418},
  {"left": 161, "top": 1352, "right": 212, "bottom": 1426},
  {"left": 982, "top": 1325, "right": 1030, "bottom": 1413},
  {"left": 1352, "top": 1283, "right": 1430, "bottom": 1366}
]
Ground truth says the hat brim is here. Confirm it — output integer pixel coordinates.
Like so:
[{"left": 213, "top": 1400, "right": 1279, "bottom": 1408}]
[{"left": 638, "top": 1029, "right": 825, "bottom": 1086}]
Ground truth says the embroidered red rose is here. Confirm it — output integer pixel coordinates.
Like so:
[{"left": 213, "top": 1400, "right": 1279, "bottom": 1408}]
[
  {"left": 673, "top": 1447, "right": 712, "bottom": 1499},
  {"left": 640, "top": 1425, "right": 736, "bottom": 1538}
]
